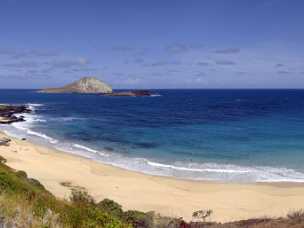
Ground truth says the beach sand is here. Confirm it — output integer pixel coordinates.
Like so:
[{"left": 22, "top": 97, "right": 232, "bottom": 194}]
[{"left": 0, "top": 131, "right": 303, "bottom": 222}]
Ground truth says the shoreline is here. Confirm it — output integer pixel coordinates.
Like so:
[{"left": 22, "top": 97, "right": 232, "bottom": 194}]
[
  {"left": 0, "top": 131, "right": 304, "bottom": 222},
  {"left": 4, "top": 103, "right": 304, "bottom": 184}
]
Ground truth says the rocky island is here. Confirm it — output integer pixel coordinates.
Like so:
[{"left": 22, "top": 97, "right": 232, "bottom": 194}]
[
  {"left": 40, "top": 76, "right": 156, "bottom": 97},
  {"left": 39, "top": 77, "right": 113, "bottom": 94},
  {"left": 0, "top": 105, "right": 31, "bottom": 124}
]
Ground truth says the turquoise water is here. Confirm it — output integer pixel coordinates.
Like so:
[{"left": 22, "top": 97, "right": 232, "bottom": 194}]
[{"left": 1, "top": 89, "right": 304, "bottom": 182}]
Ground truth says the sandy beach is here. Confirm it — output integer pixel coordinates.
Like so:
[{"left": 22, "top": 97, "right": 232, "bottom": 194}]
[{"left": 0, "top": 131, "right": 304, "bottom": 222}]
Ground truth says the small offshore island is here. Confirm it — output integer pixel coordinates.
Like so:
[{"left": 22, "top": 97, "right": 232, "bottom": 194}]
[{"left": 40, "top": 76, "right": 155, "bottom": 97}]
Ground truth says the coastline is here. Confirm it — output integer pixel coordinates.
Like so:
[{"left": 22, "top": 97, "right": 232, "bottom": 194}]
[{"left": 0, "top": 131, "right": 304, "bottom": 222}]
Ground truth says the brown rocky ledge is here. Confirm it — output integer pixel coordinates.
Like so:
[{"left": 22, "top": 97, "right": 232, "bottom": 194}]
[{"left": 0, "top": 105, "right": 31, "bottom": 124}]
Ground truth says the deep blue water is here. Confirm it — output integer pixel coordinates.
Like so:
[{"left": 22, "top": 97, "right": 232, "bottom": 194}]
[{"left": 1, "top": 89, "right": 304, "bottom": 182}]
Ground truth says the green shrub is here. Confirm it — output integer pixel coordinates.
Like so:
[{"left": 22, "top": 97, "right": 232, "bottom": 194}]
[
  {"left": 97, "top": 198, "right": 124, "bottom": 218},
  {"left": 123, "top": 210, "right": 153, "bottom": 228},
  {"left": 58, "top": 201, "right": 126, "bottom": 228},
  {"left": 82, "top": 207, "right": 125, "bottom": 228},
  {"left": 27, "top": 178, "right": 46, "bottom": 190},
  {"left": 69, "top": 188, "right": 95, "bottom": 205},
  {"left": 15, "top": 170, "right": 27, "bottom": 178},
  {"left": 33, "top": 195, "right": 49, "bottom": 218},
  {"left": 0, "top": 171, "right": 30, "bottom": 193}
]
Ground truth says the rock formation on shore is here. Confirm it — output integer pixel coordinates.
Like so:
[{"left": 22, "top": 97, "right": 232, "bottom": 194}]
[
  {"left": 40, "top": 77, "right": 112, "bottom": 94},
  {"left": 0, "top": 105, "right": 31, "bottom": 124}
]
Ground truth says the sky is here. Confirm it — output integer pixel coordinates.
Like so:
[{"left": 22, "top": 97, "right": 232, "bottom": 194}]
[{"left": 0, "top": 0, "right": 304, "bottom": 89}]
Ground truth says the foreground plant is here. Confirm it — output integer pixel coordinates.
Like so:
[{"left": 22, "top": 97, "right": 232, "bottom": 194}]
[{"left": 192, "top": 209, "right": 213, "bottom": 222}]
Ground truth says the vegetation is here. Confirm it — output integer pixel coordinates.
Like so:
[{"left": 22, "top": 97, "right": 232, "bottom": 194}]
[
  {"left": 0, "top": 155, "right": 147, "bottom": 227},
  {"left": 0, "top": 154, "right": 303, "bottom": 227},
  {"left": 192, "top": 209, "right": 213, "bottom": 222}
]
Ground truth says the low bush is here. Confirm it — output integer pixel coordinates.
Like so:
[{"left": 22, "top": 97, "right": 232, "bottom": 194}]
[
  {"left": 97, "top": 198, "right": 124, "bottom": 218},
  {"left": 69, "top": 188, "right": 95, "bottom": 205},
  {"left": 15, "top": 170, "right": 27, "bottom": 178},
  {"left": 123, "top": 210, "right": 153, "bottom": 228}
]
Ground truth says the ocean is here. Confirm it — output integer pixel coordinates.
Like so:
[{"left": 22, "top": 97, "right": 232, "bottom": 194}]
[{"left": 1, "top": 89, "right": 304, "bottom": 183}]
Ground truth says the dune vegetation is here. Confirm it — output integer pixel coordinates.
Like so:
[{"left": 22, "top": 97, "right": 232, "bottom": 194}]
[{"left": 0, "top": 155, "right": 150, "bottom": 227}]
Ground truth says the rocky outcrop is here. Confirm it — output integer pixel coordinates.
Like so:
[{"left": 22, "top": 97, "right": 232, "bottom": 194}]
[
  {"left": 0, "top": 105, "right": 31, "bottom": 124},
  {"left": 104, "top": 90, "right": 154, "bottom": 97},
  {"left": 39, "top": 77, "right": 112, "bottom": 94}
]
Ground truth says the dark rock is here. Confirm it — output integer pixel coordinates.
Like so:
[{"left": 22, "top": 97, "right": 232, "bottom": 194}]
[
  {"left": 133, "top": 142, "right": 158, "bottom": 149},
  {"left": 104, "top": 146, "right": 114, "bottom": 152},
  {"left": 132, "top": 90, "right": 153, "bottom": 96},
  {"left": 0, "top": 105, "right": 31, "bottom": 124},
  {"left": 104, "top": 90, "right": 154, "bottom": 97}
]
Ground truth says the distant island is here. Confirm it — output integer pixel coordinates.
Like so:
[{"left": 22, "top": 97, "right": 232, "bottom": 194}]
[
  {"left": 39, "top": 77, "right": 113, "bottom": 94},
  {"left": 40, "top": 76, "right": 155, "bottom": 97}
]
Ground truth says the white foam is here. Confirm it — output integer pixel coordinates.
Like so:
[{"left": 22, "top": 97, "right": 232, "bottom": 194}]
[
  {"left": 28, "top": 103, "right": 44, "bottom": 107},
  {"left": 56, "top": 117, "right": 85, "bottom": 122},
  {"left": 12, "top": 113, "right": 46, "bottom": 132},
  {"left": 26, "top": 129, "right": 58, "bottom": 144},
  {"left": 11, "top": 122, "right": 27, "bottom": 131},
  {"left": 143, "top": 160, "right": 304, "bottom": 182},
  {"left": 36, "top": 138, "right": 304, "bottom": 183},
  {"left": 146, "top": 160, "right": 249, "bottom": 174},
  {"left": 73, "top": 144, "right": 107, "bottom": 156},
  {"left": 257, "top": 178, "right": 304, "bottom": 183},
  {"left": 27, "top": 103, "right": 44, "bottom": 112},
  {"left": 27, "top": 103, "right": 44, "bottom": 108},
  {"left": 4, "top": 104, "right": 56, "bottom": 144}
]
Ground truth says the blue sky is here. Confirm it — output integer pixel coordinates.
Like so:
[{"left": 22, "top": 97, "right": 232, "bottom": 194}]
[{"left": 0, "top": 0, "right": 304, "bottom": 89}]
